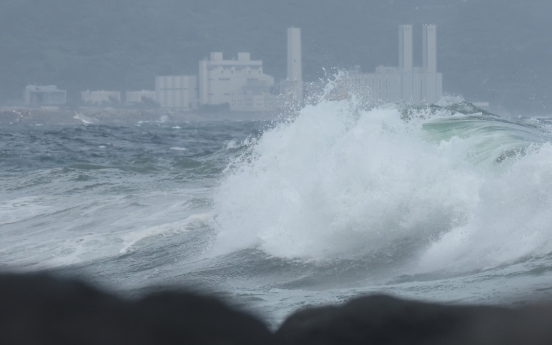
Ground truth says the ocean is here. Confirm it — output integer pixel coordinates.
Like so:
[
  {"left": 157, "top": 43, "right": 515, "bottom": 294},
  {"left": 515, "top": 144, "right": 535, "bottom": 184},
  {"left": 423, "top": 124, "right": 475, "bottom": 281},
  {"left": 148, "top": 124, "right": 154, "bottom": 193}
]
[{"left": 2, "top": 97, "right": 552, "bottom": 327}]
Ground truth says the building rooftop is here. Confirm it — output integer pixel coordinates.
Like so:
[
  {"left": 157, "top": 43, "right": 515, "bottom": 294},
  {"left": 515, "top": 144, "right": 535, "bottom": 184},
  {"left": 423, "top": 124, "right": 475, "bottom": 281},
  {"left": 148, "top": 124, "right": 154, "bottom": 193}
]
[{"left": 26, "top": 85, "right": 65, "bottom": 92}]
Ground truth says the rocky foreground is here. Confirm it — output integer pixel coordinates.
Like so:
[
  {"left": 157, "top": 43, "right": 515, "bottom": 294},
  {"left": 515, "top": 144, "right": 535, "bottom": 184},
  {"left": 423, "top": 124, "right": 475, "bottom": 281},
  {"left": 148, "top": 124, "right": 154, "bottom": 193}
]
[{"left": 1, "top": 273, "right": 551, "bottom": 345}]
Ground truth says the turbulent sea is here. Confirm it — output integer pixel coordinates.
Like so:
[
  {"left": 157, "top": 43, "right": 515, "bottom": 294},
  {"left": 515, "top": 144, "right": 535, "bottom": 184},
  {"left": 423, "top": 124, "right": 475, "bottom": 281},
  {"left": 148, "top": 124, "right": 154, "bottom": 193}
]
[{"left": 3, "top": 98, "right": 552, "bottom": 326}]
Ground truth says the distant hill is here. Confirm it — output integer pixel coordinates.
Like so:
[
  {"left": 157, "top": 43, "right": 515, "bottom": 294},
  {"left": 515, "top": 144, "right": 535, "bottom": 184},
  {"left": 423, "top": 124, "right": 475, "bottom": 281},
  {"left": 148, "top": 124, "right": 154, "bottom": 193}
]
[{"left": 1, "top": 0, "right": 551, "bottom": 114}]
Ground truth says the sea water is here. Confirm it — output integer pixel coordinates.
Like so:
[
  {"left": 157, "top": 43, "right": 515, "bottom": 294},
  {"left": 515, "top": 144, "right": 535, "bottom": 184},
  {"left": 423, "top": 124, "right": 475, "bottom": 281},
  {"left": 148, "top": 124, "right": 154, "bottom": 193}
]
[{"left": 2, "top": 96, "right": 552, "bottom": 326}]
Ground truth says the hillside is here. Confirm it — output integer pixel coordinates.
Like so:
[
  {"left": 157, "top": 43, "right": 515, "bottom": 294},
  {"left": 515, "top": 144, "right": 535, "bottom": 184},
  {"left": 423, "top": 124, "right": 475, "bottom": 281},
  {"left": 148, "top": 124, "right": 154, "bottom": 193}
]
[{"left": 1, "top": 0, "right": 551, "bottom": 114}]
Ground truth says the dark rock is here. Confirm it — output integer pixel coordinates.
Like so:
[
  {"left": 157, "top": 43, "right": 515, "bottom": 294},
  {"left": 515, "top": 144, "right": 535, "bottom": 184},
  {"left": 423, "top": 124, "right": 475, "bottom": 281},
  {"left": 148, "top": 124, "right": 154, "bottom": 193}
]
[
  {"left": 4, "top": 272, "right": 552, "bottom": 345},
  {"left": 276, "top": 294, "right": 552, "bottom": 345},
  {"left": 0, "top": 273, "right": 276, "bottom": 345}
]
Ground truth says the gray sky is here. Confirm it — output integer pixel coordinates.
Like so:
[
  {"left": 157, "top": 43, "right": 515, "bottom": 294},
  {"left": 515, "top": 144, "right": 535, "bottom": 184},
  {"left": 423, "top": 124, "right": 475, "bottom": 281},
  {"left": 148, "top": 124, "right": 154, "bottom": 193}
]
[{"left": 1, "top": 0, "right": 551, "bottom": 113}]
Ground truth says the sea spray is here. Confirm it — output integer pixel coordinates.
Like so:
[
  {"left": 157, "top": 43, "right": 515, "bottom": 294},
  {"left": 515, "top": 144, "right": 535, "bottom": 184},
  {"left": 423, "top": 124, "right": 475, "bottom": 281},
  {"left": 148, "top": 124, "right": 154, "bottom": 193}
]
[
  {"left": 418, "top": 142, "right": 552, "bottom": 272},
  {"left": 213, "top": 100, "right": 474, "bottom": 260},
  {"left": 213, "top": 97, "right": 552, "bottom": 276}
]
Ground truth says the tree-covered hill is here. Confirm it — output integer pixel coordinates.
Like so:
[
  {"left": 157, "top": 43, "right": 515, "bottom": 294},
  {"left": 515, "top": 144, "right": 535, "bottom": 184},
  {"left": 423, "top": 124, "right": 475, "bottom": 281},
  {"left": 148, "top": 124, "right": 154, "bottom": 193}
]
[{"left": 1, "top": 0, "right": 551, "bottom": 114}]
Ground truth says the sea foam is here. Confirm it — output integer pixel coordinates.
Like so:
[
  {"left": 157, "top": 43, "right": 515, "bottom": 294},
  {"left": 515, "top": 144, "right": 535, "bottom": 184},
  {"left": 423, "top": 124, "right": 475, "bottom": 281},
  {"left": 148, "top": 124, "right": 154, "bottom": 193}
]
[{"left": 213, "top": 96, "right": 552, "bottom": 274}]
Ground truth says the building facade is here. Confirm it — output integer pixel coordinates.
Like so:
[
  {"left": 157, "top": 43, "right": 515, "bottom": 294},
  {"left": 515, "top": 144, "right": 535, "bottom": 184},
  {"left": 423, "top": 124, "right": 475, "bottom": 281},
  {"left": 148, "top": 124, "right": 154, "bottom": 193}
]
[
  {"left": 349, "top": 24, "right": 443, "bottom": 104},
  {"left": 81, "top": 90, "right": 121, "bottom": 106},
  {"left": 199, "top": 52, "right": 275, "bottom": 111},
  {"left": 155, "top": 75, "right": 198, "bottom": 110},
  {"left": 126, "top": 90, "right": 156, "bottom": 104},
  {"left": 25, "top": 85, "right": 66, "bottom": 106}
]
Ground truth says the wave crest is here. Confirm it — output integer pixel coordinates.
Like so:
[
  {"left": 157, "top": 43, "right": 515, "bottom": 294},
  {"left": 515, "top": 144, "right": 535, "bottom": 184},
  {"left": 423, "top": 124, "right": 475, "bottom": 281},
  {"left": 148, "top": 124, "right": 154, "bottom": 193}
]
[{"left": 213, "top": 97, "right": 552, "bottom": 274}]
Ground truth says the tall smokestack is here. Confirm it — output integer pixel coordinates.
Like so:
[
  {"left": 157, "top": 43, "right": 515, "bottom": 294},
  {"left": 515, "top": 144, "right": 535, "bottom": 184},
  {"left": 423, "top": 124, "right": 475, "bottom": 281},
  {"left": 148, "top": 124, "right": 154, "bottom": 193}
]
[
  {"left": 423, "top": 24, "right": 437, "bottom": 73},
  {"left": 287, "top": 27, "right": 302, "bottom": 82},
  {"left": 286, "top": 27, "right": 303, "bottom": 104},
  {"left": 399, "top": 25, "right": 413, "bottom": 72}
]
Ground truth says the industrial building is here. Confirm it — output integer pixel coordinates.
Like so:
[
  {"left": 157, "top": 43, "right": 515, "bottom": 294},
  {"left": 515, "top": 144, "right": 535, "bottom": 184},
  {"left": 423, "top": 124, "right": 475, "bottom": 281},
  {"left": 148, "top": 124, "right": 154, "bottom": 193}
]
[
  {"left": 349, "top": 24, "right": 443, "bottom": 104},
  {"left": 198, "top": 52, "right": 276, "bottom": 111},
  {"left": 152, "top": 27, "right": 302, "bottom": 112},
  {"left": 155, "top": 76, "right": 198, "bottom": 110},
  {"left": 24, "top": 85, "right": 66, "bottom": 106},
  {"left": 71, "top": 25, "right": 447, "bottom": 112},
  {"left": 81, "top": 90, "right": 121, "bottom": 106},
  {"left": 126, "top": 90, "right": 156, "bottom": 104}
]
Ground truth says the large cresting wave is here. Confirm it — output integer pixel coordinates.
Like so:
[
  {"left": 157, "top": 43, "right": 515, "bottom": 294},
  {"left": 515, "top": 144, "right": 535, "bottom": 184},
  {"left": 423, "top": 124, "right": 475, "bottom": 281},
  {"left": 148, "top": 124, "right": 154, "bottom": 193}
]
[{"left": 213, "top": 96, "right": 552, "bottom": 275}]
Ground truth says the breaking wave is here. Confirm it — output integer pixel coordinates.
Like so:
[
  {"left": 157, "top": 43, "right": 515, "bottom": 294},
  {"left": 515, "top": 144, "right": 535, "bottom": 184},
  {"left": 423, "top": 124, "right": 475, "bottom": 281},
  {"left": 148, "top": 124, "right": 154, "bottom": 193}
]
[{"left": 213, "top": 97, "right": 552, "bottom": 275}]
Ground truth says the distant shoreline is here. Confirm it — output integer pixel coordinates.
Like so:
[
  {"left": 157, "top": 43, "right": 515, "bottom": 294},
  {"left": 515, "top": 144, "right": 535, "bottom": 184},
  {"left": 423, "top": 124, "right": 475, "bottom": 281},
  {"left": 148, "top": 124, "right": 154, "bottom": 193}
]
[{"left": 0, "top": 108, "right": 281, "bottom": 125}]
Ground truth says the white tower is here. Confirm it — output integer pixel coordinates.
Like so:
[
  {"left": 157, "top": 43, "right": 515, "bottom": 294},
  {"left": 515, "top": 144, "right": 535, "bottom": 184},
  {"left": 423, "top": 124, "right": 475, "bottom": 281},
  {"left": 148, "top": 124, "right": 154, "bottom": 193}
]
[
  {"left": 399, "top": 25, "right": 413, "bottom": 72},
  {"left": 399, "top": 25, "right": 413, "bottom": 101},
  {"left": 286, "top": 27, "right": 303, "bottom": 104},
  {"left": 287, "top": 27, "right": 302, "bottom": 83},
  {"left": 422, "top": 24, "right": 441, "bottom": 103},
  {"left": 423, "top": 24, "right": 437, "bottom": 73}
]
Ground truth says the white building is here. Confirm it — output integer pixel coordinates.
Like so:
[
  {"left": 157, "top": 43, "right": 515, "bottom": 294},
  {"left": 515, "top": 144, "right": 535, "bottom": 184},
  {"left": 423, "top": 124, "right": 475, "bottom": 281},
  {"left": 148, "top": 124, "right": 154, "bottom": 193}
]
[
  {"left": 155, "top": 75, "right": 198, "bottom": 110},
  {"left": 280, "top": 27, "right": 303, "bottom": 106},
  {"left": 126, "top": 90, "right": 156, "bottom": 104},
  {"left": 81, "top": 90, "right": 121, "bottom": 106},
  {"left": 199, "top": 52, "right": 275, "bottom": 111},
  {"left": 349, "top": 24, "right": 443, "bottom": 104},
  {"left": 25, "top": 85, "right": 66, "bottom": 106}
]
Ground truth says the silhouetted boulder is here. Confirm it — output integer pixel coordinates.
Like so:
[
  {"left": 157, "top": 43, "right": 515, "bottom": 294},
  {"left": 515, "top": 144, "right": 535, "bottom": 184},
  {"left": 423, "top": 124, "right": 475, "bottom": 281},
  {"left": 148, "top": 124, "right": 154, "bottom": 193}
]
[
  {"left": 4, "top": 273, "right": 552, "bottom": 345},
  {"left": 276, "top": 294, "right": 552, "bottom": 345},
  {"left": 0, "top": 273, "right": 276, "bottom": 345}
]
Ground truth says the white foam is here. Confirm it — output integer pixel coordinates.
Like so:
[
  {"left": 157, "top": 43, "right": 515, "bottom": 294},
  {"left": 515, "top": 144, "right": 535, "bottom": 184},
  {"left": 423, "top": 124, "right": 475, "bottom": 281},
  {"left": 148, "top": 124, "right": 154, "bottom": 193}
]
[
  {"left": 212, "top": 98, "right": 552, "bottom": 273},
  {"left": 120, "top": 213, "right": 214, "bottom": 254},
  {"left": 418, "top": 143, "right": 552, "bottom": 272},
  {"left": 225, "top": 139, "right": 241, "bottom": 150},
  {"left": 0, "top": 196, "right": 64, "bottom": 226},
  {"left": 73, "top": 113, "right": 99, "bottom": 124}
]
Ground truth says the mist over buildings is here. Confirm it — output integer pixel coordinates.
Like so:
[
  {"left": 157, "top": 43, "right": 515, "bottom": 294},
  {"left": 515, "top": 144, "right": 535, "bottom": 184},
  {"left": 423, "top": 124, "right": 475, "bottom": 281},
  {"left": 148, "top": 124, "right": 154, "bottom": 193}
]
[{"left": 1, "top": 0, "right": 551, "bottom": 114}]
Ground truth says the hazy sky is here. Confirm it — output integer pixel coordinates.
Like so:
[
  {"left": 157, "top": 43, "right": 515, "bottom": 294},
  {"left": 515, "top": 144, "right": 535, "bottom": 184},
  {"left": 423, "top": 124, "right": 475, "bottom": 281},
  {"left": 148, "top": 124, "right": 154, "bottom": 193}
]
[{"left": 1, "top": 0, "right": 551, "bottom": 113}]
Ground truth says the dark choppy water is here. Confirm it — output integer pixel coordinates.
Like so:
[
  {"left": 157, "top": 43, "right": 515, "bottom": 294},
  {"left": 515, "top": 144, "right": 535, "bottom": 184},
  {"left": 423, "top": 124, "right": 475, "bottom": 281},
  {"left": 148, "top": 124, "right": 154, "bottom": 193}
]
[{"left": 3, "top": 102, "right": 552, "bottom": 326}]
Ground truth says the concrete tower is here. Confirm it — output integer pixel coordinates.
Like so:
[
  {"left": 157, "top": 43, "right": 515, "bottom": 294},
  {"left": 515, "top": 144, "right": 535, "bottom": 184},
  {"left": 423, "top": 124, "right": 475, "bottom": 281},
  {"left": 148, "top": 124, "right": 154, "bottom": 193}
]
[
  {"left": 399, "top": 25, "right": 413, "bottom": 101},
  {"left": 423, "top": 24, "right": 437, "bottom": 72},
  {"left": 287, "top": 27, "right": 302, "bottom": 82},
  {"left": 422, "top": 24, "right": 441, "bottom": 103},
  {"left": 286, "top": 27, "right": 303, "bottom": 104},
  {"left": 399, "top": 25, "right": 413, "bottom": 72}
]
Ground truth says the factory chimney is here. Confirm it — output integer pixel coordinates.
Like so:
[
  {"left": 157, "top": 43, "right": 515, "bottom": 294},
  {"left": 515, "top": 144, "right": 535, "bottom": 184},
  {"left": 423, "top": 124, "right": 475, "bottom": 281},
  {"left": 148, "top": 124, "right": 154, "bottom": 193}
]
[
  {"left": 399, "top": 25, "right": 413, "bottom": 72},
  {"left": 423, "top": 24, "right": 437, "bottom": 73},
  {"left": 399, "top": 25, "right": 414, "bottom": 101},
  {"left": 287, "top": 27, "right": 302, "bottom": 82},
  {"left": 286, "top": 27, "right": 303, "bottom": 104}
]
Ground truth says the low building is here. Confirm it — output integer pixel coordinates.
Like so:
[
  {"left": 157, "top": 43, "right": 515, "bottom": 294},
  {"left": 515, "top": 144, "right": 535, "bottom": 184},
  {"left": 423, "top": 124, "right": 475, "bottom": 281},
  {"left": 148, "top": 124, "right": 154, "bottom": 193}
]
[
  {"left": 81, "top": 90, "right": 121, "bottom": 106},
  {"left": 230, "top": 80, "right": 278, "bottom": 112},
  {"left": 155, "top": 75, "right": 198, "bottom": 110},
  {"left": 199, "top": 52, "right": 276, "bottom": 111},
  {"left": 126, "top": 90, "right": 156, "bottom": 104},
  {"left": 24, "top": 85, "right": 66, "bottom": 106}
]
